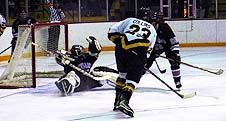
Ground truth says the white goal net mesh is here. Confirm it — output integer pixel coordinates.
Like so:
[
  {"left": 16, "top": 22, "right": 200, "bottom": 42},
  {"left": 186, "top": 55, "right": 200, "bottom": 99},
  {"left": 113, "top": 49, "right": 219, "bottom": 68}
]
[{"left": 0, "top": 23, "right": 68, "bottom": 88}]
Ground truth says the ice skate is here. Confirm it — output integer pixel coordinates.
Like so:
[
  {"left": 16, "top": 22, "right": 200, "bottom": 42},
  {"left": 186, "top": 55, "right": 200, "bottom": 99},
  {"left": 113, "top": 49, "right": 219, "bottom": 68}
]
[{"left": 118, "top": 95, "right": 134, "bottom": 117}]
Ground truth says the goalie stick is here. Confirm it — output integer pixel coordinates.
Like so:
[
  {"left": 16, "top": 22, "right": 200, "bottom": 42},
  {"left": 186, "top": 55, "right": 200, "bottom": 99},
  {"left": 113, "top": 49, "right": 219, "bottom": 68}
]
[
  {"left": 154, "top": 59, "right": 166, "bottom": 74},
  {"left": 159, "top": 55, "right": 224, "bottom": 75},
  {"left": 31, "top": 42, "right": 118, "bottom": 85},
  {"left": 145, "top": 68, "right": 196, "bottom": 99}
]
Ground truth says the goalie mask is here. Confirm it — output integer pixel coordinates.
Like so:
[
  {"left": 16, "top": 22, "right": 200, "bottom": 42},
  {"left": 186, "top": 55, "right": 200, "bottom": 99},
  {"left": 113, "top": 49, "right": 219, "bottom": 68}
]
[{"left": 71, "top": 45, "right": 84, "bottom": 56}]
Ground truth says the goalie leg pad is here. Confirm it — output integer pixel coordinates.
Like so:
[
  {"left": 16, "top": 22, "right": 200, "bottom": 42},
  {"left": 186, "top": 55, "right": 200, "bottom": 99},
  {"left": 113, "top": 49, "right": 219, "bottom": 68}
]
[
  {"left": 55, "top": 71, "right": 80, "bottom": 95},
  {"left": 91, "top": 66, "right": 119, "bottom": 87}
]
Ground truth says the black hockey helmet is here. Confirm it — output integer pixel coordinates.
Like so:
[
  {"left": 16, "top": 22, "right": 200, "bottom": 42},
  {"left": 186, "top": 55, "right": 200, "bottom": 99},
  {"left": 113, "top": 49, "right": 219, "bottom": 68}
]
[
  {"left": 151, "top": 11, "right": 164, "bottom": 23},
  {"left": 137, "top": 7, "right": 150, "bottom": 21},
  {"left": 150, "top": 11, "right": 164, "bottom": 29},
  {"left": 71, "top": 45, "right": 84, "bottom": 56}
]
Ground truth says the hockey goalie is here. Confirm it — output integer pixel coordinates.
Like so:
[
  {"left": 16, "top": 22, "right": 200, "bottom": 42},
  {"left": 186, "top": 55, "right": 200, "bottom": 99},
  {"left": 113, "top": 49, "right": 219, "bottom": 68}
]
[{"left": 55, "top": 36, "right": 118, "bottom": 95}]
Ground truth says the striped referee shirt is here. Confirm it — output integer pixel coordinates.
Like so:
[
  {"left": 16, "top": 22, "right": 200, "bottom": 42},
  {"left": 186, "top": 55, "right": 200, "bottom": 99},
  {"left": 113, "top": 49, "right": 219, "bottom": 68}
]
[{"left": 48, "top": 3, "right": 65, "bottom": 22}]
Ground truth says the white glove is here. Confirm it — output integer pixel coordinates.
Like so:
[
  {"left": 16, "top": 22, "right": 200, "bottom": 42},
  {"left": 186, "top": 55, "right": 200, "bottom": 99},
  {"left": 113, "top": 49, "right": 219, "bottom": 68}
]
[
  {"left": 147, "top": 48, "right": 153, "bottom": 54},
  {"left": 60, "top": 49, "right": 67, "bottom": 54},
  {"left": 61, "top": 58, "right": 70, "bottom": 65}
]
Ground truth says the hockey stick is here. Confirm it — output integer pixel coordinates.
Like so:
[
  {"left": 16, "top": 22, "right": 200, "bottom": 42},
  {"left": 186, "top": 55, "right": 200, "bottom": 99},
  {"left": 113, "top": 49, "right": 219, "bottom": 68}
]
[
  {"left": 0, "top": 45, "right": 12, "bottom": 55},
  {"left": 32, "top": 42, "right": 54, "bottom": 54},
  {"left": 154, "top": 59, "right": 166, "bottom": 73},
  {"left": 145, "top": 68, "right": 196, "bottom": 99},
  {"left": 133, "top": 51, "right": 195, "bottom": 98},
  {"left": 31, "top": 42, "right": 117, "bottom": 84},
  {"left": 158, "top": 55, "right": 224, "bottom": 75}
]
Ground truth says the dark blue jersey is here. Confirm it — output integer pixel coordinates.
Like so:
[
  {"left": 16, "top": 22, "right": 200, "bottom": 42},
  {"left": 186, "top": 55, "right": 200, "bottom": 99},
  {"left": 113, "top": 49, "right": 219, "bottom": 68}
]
[
  {"left": 12, "top": 17, "right": 37, "bottom": 38},
  {"left": 64, "top": 53, "right": 98, "bottom": 74}
]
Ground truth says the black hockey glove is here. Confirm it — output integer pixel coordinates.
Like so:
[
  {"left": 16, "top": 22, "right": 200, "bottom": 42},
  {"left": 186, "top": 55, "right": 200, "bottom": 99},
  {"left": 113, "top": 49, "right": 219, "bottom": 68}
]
[
  {"left": 107, "top": 33, "right": 122, "bottom": 44},
  {"left": 86, "top": 36, "right": 102, "bottom": 54},
  {"left": 11, "top": 37, "right": 17, "bottom": 45}
]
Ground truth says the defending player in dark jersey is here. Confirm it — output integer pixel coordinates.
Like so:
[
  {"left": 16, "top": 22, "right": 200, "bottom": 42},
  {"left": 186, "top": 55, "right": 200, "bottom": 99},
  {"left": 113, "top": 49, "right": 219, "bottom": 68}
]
[
  {"left": 107, "top": 7, "right": 157, "bottom": 117},
  {"left": 11, "top": 10, "right": 37, "bottom": 57},
  {"left": 145, "top": 11, "right": 182, "bottom": 89},
  {"left": 0, "top": 14, "right": 6, "bottom": 37},
  {"left": 55, "top": 36, "right": 103, "bottom": 95}
]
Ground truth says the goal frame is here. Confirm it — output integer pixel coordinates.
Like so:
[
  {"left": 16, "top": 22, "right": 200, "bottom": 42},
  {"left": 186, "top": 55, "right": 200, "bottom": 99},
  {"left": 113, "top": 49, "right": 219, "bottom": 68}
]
[
  {"left": 31, "top": 22, "right": 69, "bottom": 88},
  {"left": 0, "top": 22, "right": 69, "bottom": 89}
]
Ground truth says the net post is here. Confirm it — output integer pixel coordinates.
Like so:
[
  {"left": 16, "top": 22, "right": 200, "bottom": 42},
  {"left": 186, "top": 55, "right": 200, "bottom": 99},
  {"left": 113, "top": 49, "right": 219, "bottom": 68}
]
[
  {"left": 65, "top": 24, "right": 69, "bottom": 51},
  {"left": 31, "top": 24, "right": 36, "bottom": 88}
]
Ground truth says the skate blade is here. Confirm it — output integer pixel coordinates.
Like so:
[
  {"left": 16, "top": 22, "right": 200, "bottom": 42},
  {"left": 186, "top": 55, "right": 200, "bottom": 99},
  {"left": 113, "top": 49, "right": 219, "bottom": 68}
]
[{"left": 118, "top": 107, "right": 134, "bottom": 117}]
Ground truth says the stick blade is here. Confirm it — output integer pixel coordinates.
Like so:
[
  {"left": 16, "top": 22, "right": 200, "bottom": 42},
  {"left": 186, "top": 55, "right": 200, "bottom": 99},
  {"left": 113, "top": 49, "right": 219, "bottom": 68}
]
[
  {"left": 216, "top": 69, "right": 224, "bottom": 75},
  {"left": 160, "top": 69, "right": 166, "bottom": 73},
  {"left": 181, "top": 92, "right": 196, "bottom": 99}
]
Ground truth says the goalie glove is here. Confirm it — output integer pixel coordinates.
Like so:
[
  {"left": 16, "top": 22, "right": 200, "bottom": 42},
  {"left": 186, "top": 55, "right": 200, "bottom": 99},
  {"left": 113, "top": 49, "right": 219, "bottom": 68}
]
[{"left": 86, "top": 36, "right": 102, "bottom": 55}]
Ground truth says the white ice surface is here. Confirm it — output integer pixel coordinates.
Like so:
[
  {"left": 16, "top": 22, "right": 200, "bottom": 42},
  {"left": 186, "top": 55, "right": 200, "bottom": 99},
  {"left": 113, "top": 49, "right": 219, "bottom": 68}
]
[{"left": 0, "top": 47, "right": 226, "bottom": 121}]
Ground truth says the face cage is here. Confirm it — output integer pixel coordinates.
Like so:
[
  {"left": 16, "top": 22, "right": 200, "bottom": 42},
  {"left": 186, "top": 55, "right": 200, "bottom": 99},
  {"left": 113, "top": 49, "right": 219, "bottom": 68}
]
[{"left": 74, "top": 49, "right": 84, "bottom": 56}]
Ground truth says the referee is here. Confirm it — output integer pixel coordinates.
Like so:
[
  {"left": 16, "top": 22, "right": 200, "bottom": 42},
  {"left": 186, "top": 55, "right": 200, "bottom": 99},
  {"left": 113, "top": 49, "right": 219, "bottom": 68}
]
[{"left": 46, "top": 0, "right": 65, "bottom": 53}]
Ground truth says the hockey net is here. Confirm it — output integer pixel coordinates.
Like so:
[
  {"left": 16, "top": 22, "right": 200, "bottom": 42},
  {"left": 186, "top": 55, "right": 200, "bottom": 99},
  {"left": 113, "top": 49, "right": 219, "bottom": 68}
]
[{"left": 0, "top": 22, "right": 68, "bottom": 88}]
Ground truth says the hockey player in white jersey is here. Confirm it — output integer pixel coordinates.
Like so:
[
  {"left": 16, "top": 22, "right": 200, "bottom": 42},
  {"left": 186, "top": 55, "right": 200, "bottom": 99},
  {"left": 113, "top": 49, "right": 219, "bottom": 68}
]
[
  {"left": 107, "top": 7, "right": 157, "bottom": 117},
  {"left": 0, "top": 14, "right": 6, "bottom": 37}
]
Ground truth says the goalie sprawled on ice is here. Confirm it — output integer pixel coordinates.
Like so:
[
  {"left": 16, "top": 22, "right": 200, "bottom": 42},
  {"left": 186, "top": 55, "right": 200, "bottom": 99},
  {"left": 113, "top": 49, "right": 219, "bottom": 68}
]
[{"left": 55, "top": 36, "right": 118, "bottom": 95}]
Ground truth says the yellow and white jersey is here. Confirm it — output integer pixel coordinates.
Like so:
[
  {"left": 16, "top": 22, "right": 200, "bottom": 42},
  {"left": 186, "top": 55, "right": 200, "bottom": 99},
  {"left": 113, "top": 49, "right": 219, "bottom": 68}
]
[
  {"left": 108, "top": 17, "right": 157, "bottom": 50},
  {"left": 0, "top": 14, "right": 6, "bottom": 36}
]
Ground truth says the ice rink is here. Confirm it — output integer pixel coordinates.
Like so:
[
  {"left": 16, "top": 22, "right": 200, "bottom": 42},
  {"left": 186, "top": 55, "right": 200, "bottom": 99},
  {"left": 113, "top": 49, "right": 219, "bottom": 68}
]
[{"left": 0, "top": 46, "right": 226, "bottom": 121}]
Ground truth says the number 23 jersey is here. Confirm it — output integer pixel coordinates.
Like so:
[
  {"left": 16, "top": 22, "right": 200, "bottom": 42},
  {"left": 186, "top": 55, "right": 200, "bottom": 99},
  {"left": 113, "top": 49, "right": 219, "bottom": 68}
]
[{"left": 108, "top": 17, "right": 157, "bottom": 50}]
